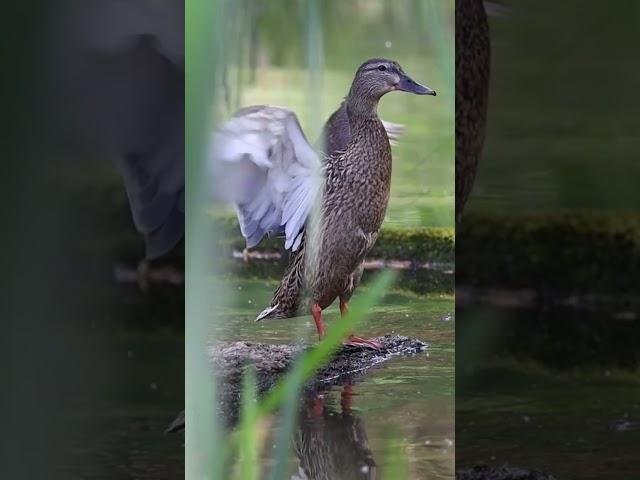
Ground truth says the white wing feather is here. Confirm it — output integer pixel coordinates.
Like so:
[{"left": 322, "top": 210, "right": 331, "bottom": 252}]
[{"left": 209, "top": 106, "right": 322, "bottom": 251}]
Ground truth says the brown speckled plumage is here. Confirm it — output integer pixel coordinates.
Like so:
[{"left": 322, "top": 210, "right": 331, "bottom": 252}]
[
  {"left": 310, "top": 114, "right": 391, "bottom": 309},
  {"left": 456, "top": 0, "right": 490, "bottom": 222},
  {"left": 260, "top": 59, "right": 434, "bottom": 322}
]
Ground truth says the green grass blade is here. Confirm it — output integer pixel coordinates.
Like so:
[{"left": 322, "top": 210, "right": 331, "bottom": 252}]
[
  {"left": 239, "top": 367, "right": 259, "bottom": 480},
  {"left": 382, "top": 434, "right": 410, "bottom": 479},
  {"left": 186, "top": 0, "right": 224, "bottom": 478}
]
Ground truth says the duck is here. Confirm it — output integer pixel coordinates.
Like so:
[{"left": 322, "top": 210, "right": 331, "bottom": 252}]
[
  {"left": 456, "top": 0, "right": 491, "bottom": 222},
  {"left": 211, "top": 58, "right": 436, "bottom": 348}
]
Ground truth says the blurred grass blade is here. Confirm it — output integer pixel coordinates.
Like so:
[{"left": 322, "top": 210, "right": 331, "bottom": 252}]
[
  {"left": 186, "top": 0, "right": 224, "bottom": 478},
  {"left": 259, "top": 269, "right": 397, "bottom": 415},
  {"left": 382, "top": 434, "right": 410, "bottom": 479},
  {"left": 239, "top": 367, "right": 259, "bottom": 480}
]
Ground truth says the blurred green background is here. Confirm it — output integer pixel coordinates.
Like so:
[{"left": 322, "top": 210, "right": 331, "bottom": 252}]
[{"left": 468, "top": 0, "right": 640, "bottom": 215}]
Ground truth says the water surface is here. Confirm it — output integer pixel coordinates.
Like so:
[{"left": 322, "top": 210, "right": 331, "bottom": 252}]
[{"left": 457, "top": 306, "right": 640, "bottom": 479}]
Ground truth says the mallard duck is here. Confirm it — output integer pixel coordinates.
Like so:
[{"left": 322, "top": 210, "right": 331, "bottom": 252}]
[
  {"left": 212, "top": 58, "right": 435, "bottom": 347},
  {"left": 456, "top": 0, "right": 491, "bottom": 222}
]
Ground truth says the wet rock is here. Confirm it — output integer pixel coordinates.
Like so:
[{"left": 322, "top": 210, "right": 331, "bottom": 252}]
[
  {"left": 456, "top": 464, "right": 556, "bottom": 480},
  {"left": 167, "top": 335, "right": 427, "bottom": 432}
]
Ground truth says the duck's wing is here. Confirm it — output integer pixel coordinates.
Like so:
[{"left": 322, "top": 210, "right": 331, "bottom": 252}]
[
  {"left": 210, "top": 106, "right": 322, "bottom": 251},
  {"left": 52, "top": 1, "right": 185, "bottom": 260},
  {"left": 381, "top": 120, "right": 405, "bottom": 146}
]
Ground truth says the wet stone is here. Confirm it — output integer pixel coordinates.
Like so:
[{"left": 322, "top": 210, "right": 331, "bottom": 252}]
[{"left": 167, "top": 335, "right": 427, "bottom": 432}]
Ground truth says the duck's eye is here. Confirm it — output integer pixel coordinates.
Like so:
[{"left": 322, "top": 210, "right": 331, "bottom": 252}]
[{"left": 378, "top": 65, "right": 387, "bottom": 71}]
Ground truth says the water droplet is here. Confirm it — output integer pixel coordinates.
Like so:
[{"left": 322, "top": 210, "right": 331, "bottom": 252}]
[
  {"left": 384, "top": 40, "right": 392, "bottom": 49},
  {"left": 150, "top": 383, "right": 158, "bottom": 391},
  {"left": 523, "top": 415, "right": 531, "bottom": 423},
  {"left": 360, "top": 465, "right": 370, "bottom": 474}
]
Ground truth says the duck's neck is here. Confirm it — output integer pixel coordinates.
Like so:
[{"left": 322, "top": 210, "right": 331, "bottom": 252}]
[{"left": 345, "top": 88, "right": 381, "bottom": 121}]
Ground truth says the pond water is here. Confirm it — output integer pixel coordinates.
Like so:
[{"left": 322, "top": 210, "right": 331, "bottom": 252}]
[
  {"left": 62, "top": 278, "right": 452, "bottom": 479},
  {"left": 63, "top": 336, "right": 185, "bottom": 479},
  {"left": 456, "top": 306, "right": 640, "bottom": 480},
  {"left": 214, "top": 278, "right": 455, "bottom": 479},
  {"left": 458, "top": 372, "right": 640, "bottom": 479}
]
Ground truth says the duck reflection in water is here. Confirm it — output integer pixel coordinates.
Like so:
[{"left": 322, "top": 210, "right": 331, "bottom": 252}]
[{"left": 291, "top": 385, "right": 376, "bottom": 480}]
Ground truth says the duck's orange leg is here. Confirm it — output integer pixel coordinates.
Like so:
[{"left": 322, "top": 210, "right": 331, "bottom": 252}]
[
  {"left": 340, "top": 298, "right": 382, "bottom": 350},
  {"left": 312, "top": 303, "right": 326, "bottom": 340},
  {"left": 341, "top": 384, "right": 354, "bottom": 412},
  {"left": 339, "top": 298, "right": 349, "bottom": 317}
]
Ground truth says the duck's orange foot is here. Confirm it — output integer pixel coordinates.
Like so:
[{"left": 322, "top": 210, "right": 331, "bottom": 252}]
[{"left": 344, "top": 335, "right": 383, "bottom": 350}]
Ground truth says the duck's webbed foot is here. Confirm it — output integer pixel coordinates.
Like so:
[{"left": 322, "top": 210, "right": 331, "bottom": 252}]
[
  {"left": 339, "top": 299, "right": 381, "bottom": 349},
  {"left": 344, "top": 335, "right": 382, "bottom": 350}
]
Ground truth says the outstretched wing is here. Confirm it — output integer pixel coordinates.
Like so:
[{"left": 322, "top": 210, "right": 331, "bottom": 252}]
[{"left": 209, "top": 106, "right": 322, "bottom": 251}]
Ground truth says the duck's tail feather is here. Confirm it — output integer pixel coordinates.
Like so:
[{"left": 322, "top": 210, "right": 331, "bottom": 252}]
[
  {"left": 256, "top": 303, "right": 284, "bottom": 321},
  {"left": 256, "top": 246, "right": 306, "bottom": 321}
]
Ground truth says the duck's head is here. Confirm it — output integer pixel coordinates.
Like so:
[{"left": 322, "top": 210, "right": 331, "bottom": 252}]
[{"left": 349, "top": 58, "right": 436, "bottom": 101}]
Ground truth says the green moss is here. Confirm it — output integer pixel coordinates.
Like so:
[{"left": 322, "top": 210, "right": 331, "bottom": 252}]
[
  {"left": 371, "top": 227, "right": 454, "bottom": 264},
  {"left": 457, "top": 212, "right": 640, "bottom": 294},
  {"left": 211, "top": 213, "right": 455, "bottom": 264}
]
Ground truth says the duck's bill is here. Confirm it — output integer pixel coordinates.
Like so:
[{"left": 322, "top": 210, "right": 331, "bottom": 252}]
[{"left": 396, "top": 74, "right": 436, "bottom": 96}]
